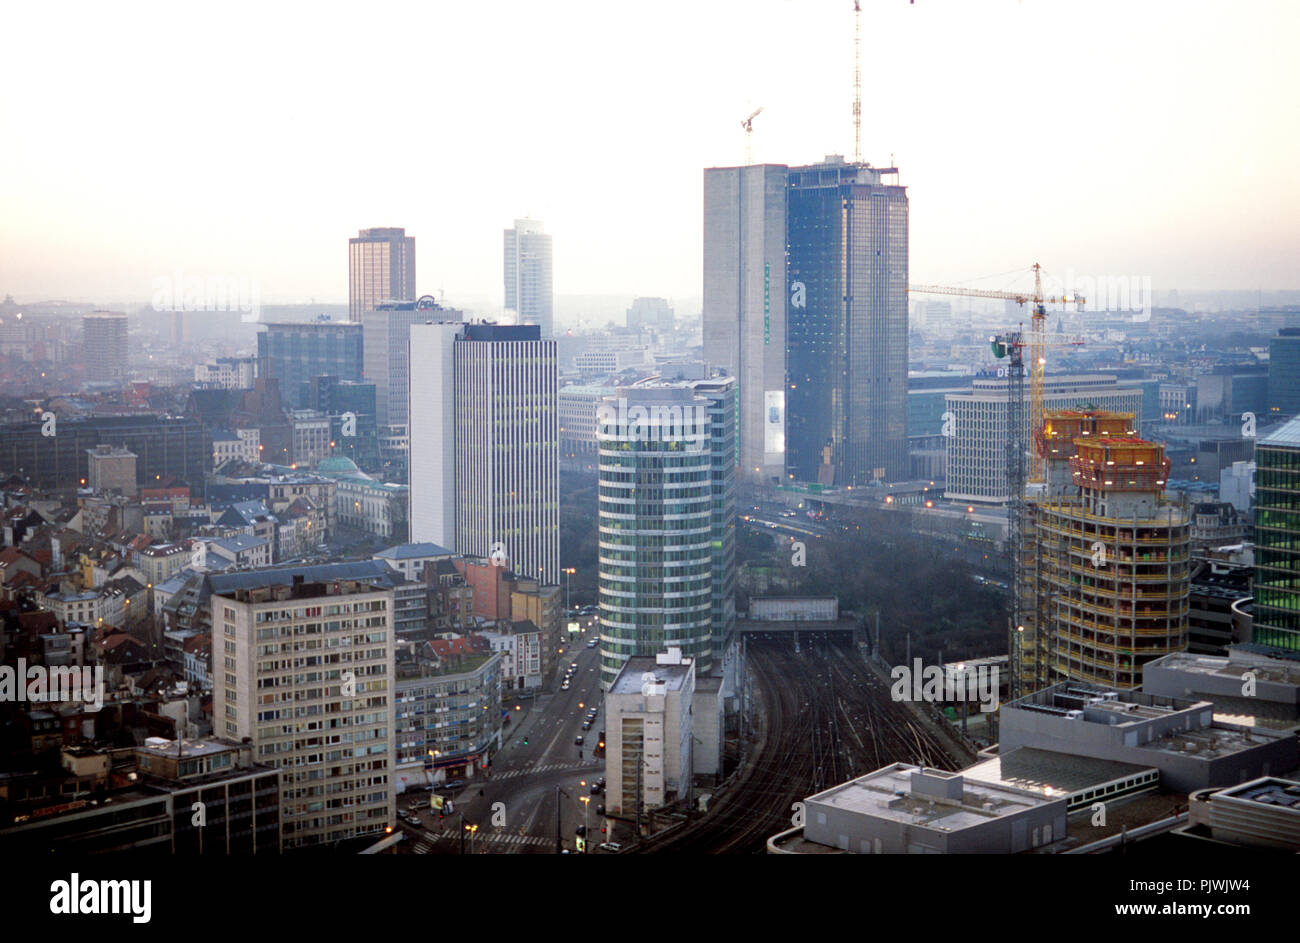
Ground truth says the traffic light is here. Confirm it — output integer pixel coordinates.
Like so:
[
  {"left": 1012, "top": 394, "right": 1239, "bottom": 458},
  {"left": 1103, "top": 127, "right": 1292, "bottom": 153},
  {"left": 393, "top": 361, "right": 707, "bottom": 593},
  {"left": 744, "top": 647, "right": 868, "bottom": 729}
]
[{"left": 523, "top": 737, "right": 528, "bottom": 745}]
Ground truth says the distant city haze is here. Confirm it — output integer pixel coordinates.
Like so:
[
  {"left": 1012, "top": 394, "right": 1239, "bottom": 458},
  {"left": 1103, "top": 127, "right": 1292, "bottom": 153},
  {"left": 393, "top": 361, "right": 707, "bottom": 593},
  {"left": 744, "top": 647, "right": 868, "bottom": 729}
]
[{"left": 1, "top": 0, "right": 1297, "bottom": 307}]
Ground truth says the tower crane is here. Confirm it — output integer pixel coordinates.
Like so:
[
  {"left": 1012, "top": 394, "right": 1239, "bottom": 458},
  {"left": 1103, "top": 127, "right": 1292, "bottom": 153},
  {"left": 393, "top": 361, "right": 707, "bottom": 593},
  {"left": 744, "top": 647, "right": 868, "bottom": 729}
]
[
  {"left": 741, "top": 107, "right": 763, "bottom": 166},
  {"left": 909, "top": 263, "right": 1085, "bottom": 483},
  {"left": 911, "top": 265, "right": 1084, "bottom": 698}
]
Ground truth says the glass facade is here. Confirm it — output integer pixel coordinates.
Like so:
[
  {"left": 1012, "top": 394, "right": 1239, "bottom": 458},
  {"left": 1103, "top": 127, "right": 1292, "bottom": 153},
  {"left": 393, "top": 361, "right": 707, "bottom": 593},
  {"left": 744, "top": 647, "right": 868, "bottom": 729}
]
[
  {"left": 786, "top": 160, "right": 909, "bottom": 485},
  {"left": 1252, "top": 441, "right": 1300, "bottom": 651},
  {"left": 598, "top": 392, "right": 716, "bottom": 686},
  {"left": 258, "top": 323, "right": 364, "bottom": 410}
]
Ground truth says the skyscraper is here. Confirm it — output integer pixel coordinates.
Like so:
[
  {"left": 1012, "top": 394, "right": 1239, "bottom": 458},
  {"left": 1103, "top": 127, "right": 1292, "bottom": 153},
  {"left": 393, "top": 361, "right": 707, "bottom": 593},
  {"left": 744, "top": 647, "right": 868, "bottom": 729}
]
[
  {"left": 503, "top": 219, "right": 553, "bottom": 338},
  {"left": 702, "top": 156, "right": 910, "bottom": 487},
  {"left": 349, "top": 227, "right": 416, "bottom": 323},
  {"left": 408, "top": 322, "right": 559, "bottom": 585},
  {"left": 786, "top": 156, "right": 909, "bottom": 485},
  {"left": 596, "top": 372, "right": 736, "bottom": 687},
  {"left": 82, "top": 312, "right": 129, "bottom": 384},
  {"left": 209, "top": 567, "right": 397, "bottom": 848},
  {"left": 362, "top": 297, "right": 461, "bottom": 428},
  {"left": 702, "top": 164, "right": 788, "bottom": 485}
]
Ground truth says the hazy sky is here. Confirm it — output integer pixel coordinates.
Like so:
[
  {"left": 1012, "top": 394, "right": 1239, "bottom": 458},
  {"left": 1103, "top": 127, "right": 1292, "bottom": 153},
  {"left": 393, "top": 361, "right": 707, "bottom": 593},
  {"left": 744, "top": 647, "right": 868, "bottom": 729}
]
[{"left": 2, "top": 0, "right": 1297, "bottom": 309}]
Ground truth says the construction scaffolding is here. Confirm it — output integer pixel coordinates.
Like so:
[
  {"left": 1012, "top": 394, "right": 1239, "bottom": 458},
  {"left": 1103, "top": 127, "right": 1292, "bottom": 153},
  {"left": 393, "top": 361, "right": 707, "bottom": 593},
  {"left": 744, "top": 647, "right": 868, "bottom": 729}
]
[{"left": 1019, "top": 411, "right": 1191, "bottom": 692}]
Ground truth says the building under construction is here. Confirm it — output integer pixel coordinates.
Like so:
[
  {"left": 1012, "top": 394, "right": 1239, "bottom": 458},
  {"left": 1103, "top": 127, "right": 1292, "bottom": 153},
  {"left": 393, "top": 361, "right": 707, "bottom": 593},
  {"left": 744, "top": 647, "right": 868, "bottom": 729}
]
[{"left": 1016, "top": 410, "right": 1191, "bottom": 692}]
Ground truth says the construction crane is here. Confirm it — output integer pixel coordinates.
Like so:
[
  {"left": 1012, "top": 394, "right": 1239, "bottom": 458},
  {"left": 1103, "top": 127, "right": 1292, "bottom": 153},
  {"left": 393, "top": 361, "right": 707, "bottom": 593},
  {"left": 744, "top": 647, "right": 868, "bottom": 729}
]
[
  {"left": 985, "top": 328, "right": 1082, "bottom": 700},
  {"left": 741, "top": 107, "right": 763, "bottom": 166},
  {"left": 852, "top": 1, "right": 861, "bottom": 164},
  {"left": 909, "top": 263, "right": 1085, "bottom": 483}
]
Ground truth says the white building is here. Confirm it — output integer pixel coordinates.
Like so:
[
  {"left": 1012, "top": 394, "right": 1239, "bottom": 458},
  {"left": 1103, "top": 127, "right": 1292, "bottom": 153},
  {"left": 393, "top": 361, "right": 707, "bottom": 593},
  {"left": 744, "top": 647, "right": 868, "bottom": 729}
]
[
  {"left": 408, "top": 322, "right": 558, "bottom": 584},
  {"left": 944, "top": 375, "right": 1145, "bottom": 503},
  {"left": 194, "top": 356, "right": 256, "bottom": 390},
  {"left": 702, "top": 163, "right": 788, "bottom": 485},
  {"left": 1220, "top": 460, "right": 1255, "bottom": 512},
  {"left": 503, "top": 219, "right": 553, "bottom": 338},
  {"left": 604, "top": 650, "right": 696, "bottom": 817},
  {"left": 559, "top": 384, "right": 615, "bottom": 461}
]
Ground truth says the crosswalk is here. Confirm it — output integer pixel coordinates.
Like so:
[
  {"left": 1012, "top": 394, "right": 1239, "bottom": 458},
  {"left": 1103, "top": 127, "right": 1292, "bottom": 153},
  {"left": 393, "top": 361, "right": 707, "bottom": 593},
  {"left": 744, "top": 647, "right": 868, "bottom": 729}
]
[
  {"left": 409, "top": 828, "right": 553, "bottom": 852},
  {"left": 493, "top": 761, "right": 602, "bottom": 781}
]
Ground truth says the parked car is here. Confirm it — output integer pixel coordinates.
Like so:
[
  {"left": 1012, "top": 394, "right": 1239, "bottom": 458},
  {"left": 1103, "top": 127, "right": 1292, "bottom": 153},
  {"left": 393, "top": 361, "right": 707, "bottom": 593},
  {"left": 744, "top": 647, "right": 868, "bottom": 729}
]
[
  {"left": 574, "top": 735, "right": 584, "bottom": 746},
  {"left": 581, "top": 721, "right": 591, "bottom": 731},
  {"left": 561, "top": 681, "right": 570, "bottom": 691},
  {"left": 599, "top": 842, "right": 621, "bottom": 853}
]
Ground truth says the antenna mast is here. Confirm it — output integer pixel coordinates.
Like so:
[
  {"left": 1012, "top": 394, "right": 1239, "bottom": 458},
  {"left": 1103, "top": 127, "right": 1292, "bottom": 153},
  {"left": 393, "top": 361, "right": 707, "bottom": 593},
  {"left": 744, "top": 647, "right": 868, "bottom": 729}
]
[{"left": 853, "top": 0, "right": 862, "bottom": 164}]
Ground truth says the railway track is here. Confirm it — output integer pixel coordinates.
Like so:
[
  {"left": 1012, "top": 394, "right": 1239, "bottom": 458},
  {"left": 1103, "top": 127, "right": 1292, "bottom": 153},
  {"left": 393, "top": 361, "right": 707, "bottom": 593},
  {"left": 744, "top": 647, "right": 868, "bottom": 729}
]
[{"left": 640, "top": 637, "right": 961, "bottom": 854}]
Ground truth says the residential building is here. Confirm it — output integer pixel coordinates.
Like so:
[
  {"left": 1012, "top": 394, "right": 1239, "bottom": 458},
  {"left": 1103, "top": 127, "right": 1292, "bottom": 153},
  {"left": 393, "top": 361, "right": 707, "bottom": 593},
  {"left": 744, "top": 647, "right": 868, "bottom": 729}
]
[
  {"left": 373, "top": 542, "right": 457, "bottom": 583},
  {"left": 82, "top": 312, "right": 129, "bottom": 384},
  {"left": 393, "top": 637, "right": 502, "bottom": 790},
  {"left": 210, "top": 572, "right": 397, "bottom": 848},
  {"left": 194, "top": 356, "right": 257, "bottom": 390}
]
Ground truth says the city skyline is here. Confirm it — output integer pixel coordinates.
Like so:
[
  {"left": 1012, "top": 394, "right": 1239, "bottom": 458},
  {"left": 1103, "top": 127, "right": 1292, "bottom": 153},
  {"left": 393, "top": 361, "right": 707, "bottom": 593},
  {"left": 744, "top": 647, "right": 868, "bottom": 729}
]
[{"left": 3, "top": 1, "right": 1298, "bottom": 306}]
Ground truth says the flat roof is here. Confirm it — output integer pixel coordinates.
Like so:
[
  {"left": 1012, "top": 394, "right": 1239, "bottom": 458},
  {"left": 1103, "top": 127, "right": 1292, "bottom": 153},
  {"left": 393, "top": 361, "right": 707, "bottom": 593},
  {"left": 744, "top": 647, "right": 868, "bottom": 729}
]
[
  {"left": 609, "top": 656, "right": 692, "bottom": 695},
  {"left": 962, "top": 747, "right": 1155, "bottom": 797},
  {"left": 1148, "top": 651, "right": 1300, "bottom": 686},
  {"left": 807, "top": 764, "right": 1059, "bottom": 832}
]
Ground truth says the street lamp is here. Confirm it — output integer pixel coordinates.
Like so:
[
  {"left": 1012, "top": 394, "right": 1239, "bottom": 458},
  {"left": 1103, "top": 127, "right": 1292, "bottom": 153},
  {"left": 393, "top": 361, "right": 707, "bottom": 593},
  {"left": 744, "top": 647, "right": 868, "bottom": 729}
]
[
  {"left": 562, "top": 567, "right": 576, "bottom": 610},
  {"left": 579, "top": 795, "right": 591, "bottom": 853}
]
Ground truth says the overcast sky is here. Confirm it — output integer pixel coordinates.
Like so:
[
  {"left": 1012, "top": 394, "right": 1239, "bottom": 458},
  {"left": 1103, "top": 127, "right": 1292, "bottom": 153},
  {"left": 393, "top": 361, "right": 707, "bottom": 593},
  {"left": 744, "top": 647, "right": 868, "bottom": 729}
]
[{"left": 2, "top": 0, "right": 1296, "bottom": 309}]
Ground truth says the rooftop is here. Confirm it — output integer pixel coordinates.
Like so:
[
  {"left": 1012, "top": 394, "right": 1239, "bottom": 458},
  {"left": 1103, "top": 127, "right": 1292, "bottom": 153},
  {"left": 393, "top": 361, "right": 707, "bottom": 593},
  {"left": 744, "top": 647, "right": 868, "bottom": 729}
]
[
  {"left": 609, "top": 655, "right": 693, "bottom": 695},
  {"left": 807, "top": 764, "right": 1061, "bottom": 832}
]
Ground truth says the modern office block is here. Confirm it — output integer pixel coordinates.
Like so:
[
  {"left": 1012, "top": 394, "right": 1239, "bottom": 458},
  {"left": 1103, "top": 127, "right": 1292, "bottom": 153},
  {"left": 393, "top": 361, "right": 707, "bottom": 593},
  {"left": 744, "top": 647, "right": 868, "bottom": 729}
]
[
  {"left": 363, "top": 298, "right": 461, "bottom": 427},
  {"left": 349, "top": 227, "right": 416, "bottom": 323},
  {"left": 257, "top": 321, "right": 363, "bottom": 410},
  {"left": 409, "top": 322, "right": 559, "bottom": 585},
  {"left": 702, "top": 163, "right": 788, "bottom": 485},
  {"left": 597, "top": 381, "right": 728, "bottom": 685},
  {"left": 503, "top": 219, "right": 553, "bottom": 338},
  {"left": 1252, "top": 417, "right": 1300, "bottom": 653}
]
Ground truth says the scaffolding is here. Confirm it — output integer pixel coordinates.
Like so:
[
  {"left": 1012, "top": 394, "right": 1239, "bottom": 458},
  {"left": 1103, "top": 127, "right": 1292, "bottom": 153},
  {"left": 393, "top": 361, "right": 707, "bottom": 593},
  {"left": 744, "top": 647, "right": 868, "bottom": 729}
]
[{"left": 1020, "top": 412, "right": 1191, "bottom": 691}]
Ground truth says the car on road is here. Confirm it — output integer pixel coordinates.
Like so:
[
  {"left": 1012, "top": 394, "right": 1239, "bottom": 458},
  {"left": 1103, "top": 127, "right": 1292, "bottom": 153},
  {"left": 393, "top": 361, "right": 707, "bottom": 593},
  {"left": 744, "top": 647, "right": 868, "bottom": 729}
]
[
  {"left": 561, "top": 681, "right": 570, "bottom": 691},
  {"left": 581, "top": 721, "right": 591, "bottom": 731},
  {"left": 596, "top": 804, "right": 605, "bottom": 816},
  {"left": 587, "top": 639, "right": 597, "bottom": 648},
  {"left": 570, "top": 662, "right": 579, "bottom": 670},
  {"left": 599, "top": 841, "right": 621, "bottom": 853},
  {"left": 574, "top": 735, "right": 584, "bottom": 745},
  {"left": 589, "top": 782, "right": 601, "bottom": 795},
  {"left": 403, "top": 814, "right": 422, "bottom": 827}
]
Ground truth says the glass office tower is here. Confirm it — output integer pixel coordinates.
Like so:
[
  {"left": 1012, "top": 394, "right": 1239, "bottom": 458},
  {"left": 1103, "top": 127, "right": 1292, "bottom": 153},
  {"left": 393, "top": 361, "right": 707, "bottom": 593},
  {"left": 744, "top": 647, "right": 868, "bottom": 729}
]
[
  {"left": 1253, "top": 418, "right": 1300, "bottom": 652},
  {"left": 786, "top": 157, "right": 909, "bottom": 485}
]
